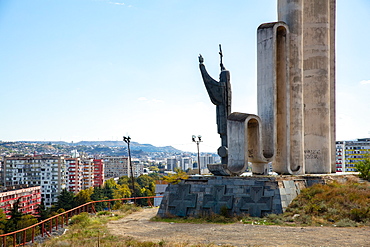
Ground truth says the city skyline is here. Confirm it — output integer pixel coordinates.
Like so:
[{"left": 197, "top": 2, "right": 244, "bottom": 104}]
[{"left": 1, "top": 0, "right": 369, "bottom": 152}]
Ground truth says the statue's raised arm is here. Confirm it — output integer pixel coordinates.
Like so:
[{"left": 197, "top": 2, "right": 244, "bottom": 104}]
[{"left": 198, "top": 54, "right": 222, "bottom": 105}]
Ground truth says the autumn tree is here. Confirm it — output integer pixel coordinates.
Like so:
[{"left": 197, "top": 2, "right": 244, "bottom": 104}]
[
  {"left": 162, "top": 168, "right": 189, "bottom": 184},
  {"left": 73, "top": 188, "right": 93, "bottom": 207}
]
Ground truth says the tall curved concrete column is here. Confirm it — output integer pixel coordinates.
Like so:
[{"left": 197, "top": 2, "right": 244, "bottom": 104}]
[{"left": 257, "top": 22, "right": 304, "bottom": 175}]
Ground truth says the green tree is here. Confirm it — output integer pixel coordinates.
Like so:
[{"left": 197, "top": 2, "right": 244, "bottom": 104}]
[
  {"left": 55, "top": 189, "right": 75, "bottom": 211},
  {"left": 117, "top": 176, "right": 130, "bottom": 186},
  {"left": 148, "top": 172, "right": 161, "bottom": 181},
  {"left": 118, "top": 176, "right": 137, "bottom": 198},
  {"left": 355, "top": 156, "right": 370, "bottom": 181},
  {"left": 35, "top": 199, "right": 50, "bottom": 222},
  {"left": 0, "top": 208, "right": 7, "bottom": 234},
  {"left": 137, "top": 175, "right": 155, "bottom": 193},
  {"left": 17, "top": 214, "right": 39, "bottom": 241},
  {"left": 90, "top": 186, "right": 107, "bottom": 211},
  {"left": 73, "top": 188, "right": 93, "bottom": 207},
  {"left": 105, "top": 178, "right": 118, "bottom": 189},
  {"left": 162, "top": 168, "right": 189, "bottom": 184},
  {"left": 113, "top": 184, "right": 131, "bottom": 199},
  {"left": 5, "top": 198, "right": 23, "bottom": 233},
  {"left": 135, "top": 175, "right": 156, "bottom": 206},
  {"left": 149, "top": 166, "right": 159, "bottom": 172}
]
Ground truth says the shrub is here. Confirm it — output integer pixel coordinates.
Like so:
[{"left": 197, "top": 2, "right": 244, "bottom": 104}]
[
  {"left": 355, "top": 157, "right": 370, "bottom": 181},
  {"left": 335, "top": 218, "right": 358, "bottom": 227},
  {"left": 284, "top": 181, "right": 370, "bottom": 225},
  {"left": 69, "top": 212, "right": 90, "bottom": 226}
]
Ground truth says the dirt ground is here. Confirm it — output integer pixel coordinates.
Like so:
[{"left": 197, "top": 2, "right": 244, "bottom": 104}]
[{"left": 107, "top": 207, "right": 370, "bottom": 247}]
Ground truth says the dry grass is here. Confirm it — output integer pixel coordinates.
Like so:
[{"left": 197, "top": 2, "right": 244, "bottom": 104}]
[
  {"left": 36, "top": 205, "right": 232, "bottom": 247},
  {"left": 283, "top": 180, "right": 370, "bottom": 226},
  {"left": 36, "top": 181, "right": 370, "bottom": 246}
]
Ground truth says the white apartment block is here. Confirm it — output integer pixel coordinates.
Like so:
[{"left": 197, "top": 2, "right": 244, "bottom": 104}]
[
  {"left": 103, "top": 156, "right": 130, "bottom": 178},
  {"left": 200, "top": 155, "right": 215, "bottom": 169},
  {"left": 181, "top": 157, "right": 193, "bottom": 171},
  {"left": 81, "top": 158, "right": 94, "bottom": 190},
  {"left": 336, "top": 138, "right": 370, "bottom": 172},
  {"left": 166, "top": 157, "right": 179, "bottom": 171},
  {"left": 131, "top": 159, "right": 144, "bottom": 177},
  {"left": 3, "top": 155, "right": 66, "bottom": 207}
]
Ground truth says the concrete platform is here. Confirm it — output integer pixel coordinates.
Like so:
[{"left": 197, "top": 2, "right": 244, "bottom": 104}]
[{"left": 157, "top": 174, "right": 357, "bottom": 217}]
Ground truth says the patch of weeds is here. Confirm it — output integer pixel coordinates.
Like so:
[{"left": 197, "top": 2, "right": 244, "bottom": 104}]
[
  {"left": 335, "top": 218, "right": 358, "bottom": 227},
  {"left": 69, "top": 212, "right": 91, "bottom": 227},
  {"left": 282, "top": 180, "right": 370, "bottom": 226},
  {"left": 97, "top": 211, "right": 111, "bottom": 216}
]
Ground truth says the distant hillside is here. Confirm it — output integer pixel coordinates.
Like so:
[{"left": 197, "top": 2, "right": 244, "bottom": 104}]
[{"left": 21, "top": 140, "right": 182, "bottom": 153}]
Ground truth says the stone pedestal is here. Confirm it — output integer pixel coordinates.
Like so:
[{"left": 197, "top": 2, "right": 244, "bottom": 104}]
[{"left": 157, "top": 175, "right": 354, "bottom": 218}]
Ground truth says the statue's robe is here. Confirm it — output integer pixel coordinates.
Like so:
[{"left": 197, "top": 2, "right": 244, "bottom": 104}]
[{"left": 199, "top": 63, "right": 231, "bottom": 147}]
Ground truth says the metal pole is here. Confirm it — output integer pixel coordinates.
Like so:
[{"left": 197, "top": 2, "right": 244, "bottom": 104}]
[
  {"left": 192, "top": 135, "right": 202, "bottom": 175},
  {"left": 124, "top": 136, "right": 136, "bottom": 203},
  {"left": 197, "top": 141, "right": 201, "bottom": 175}
]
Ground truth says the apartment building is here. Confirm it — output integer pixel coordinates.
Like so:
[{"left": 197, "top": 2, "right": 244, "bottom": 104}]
[
  {"left": 181, "top": 157, "right": 193, "bottom": 171},
  {"left": 336, "top": 138, "right": 370, "bottom": 172},
  {"left": 103, "top": 156, "right": 129, "bottom": 178},
  {"left": 81, "top": 158, "right": 94, "bottom": 190},
  {"left": 131, "top": 159, "right": 144, "bottom": 177},
  {"left": 0, "top": 185, "right": 41, "bottom": 218},
  {"left": 166, "top": 157, "right": 179, "bottom": 171},
  {"left": 93, "top": 159, "right": 104, "bottom": 187},
  {"left": 2, "top": 155, "right": 66, "bottom": 207},
  {"left": 200, "top": 155, "right": 215, "bottom": 169},
  {"left": 65, "top": 158, "right": 82, "bottom": 193}
]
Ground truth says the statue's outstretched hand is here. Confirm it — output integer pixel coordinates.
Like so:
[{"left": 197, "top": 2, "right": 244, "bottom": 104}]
[{"left": 198, "top": 54, "right": 204, "bottom": 64}]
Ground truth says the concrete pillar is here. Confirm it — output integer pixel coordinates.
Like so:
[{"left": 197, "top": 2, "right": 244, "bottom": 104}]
[
  {"left": 302, "top": 0, "right": 332, "bottom": 173},
  {"left": 278, "top": 0, "right": 305, "bottom": 173},
  {"left": 330, "top": 0, "right": 336, "bottom": 173}
]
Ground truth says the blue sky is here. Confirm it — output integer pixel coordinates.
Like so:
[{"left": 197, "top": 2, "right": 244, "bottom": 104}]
[{"left": 0, "top": 0, "right": 369, "bottom": 152}]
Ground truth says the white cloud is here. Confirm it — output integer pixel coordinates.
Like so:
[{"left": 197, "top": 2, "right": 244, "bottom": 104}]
[
  {"left": 107, "top": 1, "right": 125, "bottom": 5},
  {"left": 360, "top": 80, "right": 370, "bottom": 85},
  {"left": 152, "top": 99, "right": 164, "bottom": 104},
  {"left": 137, "top": 97, "right": 148, "bottom": 101}
]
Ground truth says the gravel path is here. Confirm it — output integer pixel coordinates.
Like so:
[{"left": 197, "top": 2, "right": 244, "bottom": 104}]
[{"left": 107, "top": 207, "right": 370, "bottom": 247}]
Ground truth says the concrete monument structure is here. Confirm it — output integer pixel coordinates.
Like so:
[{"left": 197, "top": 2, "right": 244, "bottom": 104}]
[
  {"left": 158, "top": 0, "right": 337, "bottom": 218},
  {"left": 203, "top": 0, "right": 336, "bottom": 175}
]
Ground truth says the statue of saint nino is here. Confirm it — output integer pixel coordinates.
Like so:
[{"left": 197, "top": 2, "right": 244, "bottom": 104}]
[{"left": 199, "top": 45, "right": 231, "bottom": 164}]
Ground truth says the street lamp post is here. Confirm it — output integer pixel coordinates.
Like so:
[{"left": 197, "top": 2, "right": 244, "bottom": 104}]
[
  {"left": 123, "top": 136, "right": 135, "bottom": 203},
  {"left": 192, "top": 135, "right": 202, "bottom": 175}
]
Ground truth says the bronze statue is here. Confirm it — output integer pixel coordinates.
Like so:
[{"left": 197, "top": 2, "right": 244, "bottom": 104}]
[{"left": 199, "top": 45, "right": 231, "bottom": 164}]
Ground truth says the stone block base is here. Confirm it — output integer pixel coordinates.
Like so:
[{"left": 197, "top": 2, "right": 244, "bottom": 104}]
[{"left": 157, "top": 175, "right": 357, "bottom": 217}]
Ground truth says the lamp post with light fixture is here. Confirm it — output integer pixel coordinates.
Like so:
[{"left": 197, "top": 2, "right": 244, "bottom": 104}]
[
  {"left": 192, "top": 135, "right": 202, "bottom": 175},
  {"left": 123, "top": 136, "right": 135, "bottom": 202}
]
